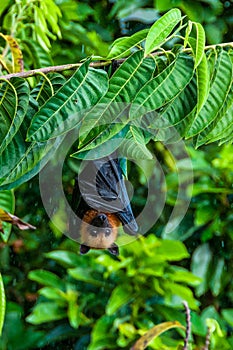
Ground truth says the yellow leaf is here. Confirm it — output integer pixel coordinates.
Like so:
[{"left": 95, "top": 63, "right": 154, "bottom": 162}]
[
  {"left": 0, "top": 208, "right": 36, "bottom": 232},
  {"left": 0, "top": 33, "right": 24, "bottom": 73},
  {"left": 130, "top": 321, "right": 185, "bottom": 350}
]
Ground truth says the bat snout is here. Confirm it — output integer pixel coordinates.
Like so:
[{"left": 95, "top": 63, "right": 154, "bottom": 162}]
[{"left": 98, "top": 214, "right": 107, "bottom": 222}]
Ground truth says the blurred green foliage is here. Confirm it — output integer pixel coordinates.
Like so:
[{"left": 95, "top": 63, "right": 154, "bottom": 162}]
[{"left": 0, "top": 1, "right": 233, "bottom": 349}]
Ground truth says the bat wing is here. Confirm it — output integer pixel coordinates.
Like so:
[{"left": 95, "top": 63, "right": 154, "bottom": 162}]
[{"left": 73, "top": 153, "right": 138, "bottom": 235}]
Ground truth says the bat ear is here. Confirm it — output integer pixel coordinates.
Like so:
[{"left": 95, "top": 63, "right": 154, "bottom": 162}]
[
  {"left": 108, "top": 243, "right": 119, "bottom": 256},
  {"left": 80, "top": 244, "right": 90, "bottom": 254}
]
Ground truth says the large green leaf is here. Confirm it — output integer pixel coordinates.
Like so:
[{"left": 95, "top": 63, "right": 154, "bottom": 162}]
[
  {"left": 79, "top": 51, "right": 155, "bottom": 147},
  {"left": 119, "top": 126, "right": 153, "bottom": 160},
  {"left": 196, "top": 53, "right": 209, "bottom": 114},
  {"left": 218, "top": 123, "right": 233, "bottom": 145},
  {"left": 106, "top": 285, "right": 133, "bottom": 315},
  {"left": 196, "top": 59, "right": 233, "bottom": 146},
  {"left": 28, "top": 270, "right": 65, "bottom": 290},
  {"left": 0, "top": 135, "right": 64, "bottom": 190},
  {"left": 27, "top": 61, "right": 108, "bottom": 142},
  {"left": 149, "top": 77, "right": 197, "bottom": 129},
  {"left": 186, "top": 49, "right": 233, "bottom": 138},
  {"left": 0, "top": 74, "right": 67, "bottom": 189},
  {"left": 106, "top": 29, "right": 149, "bottom": 59},
  {"left": 190, "top": 22, "right": 206, "bottom": 69},
  {"left": 22, "top": 39, "right": 53, "bottom": 68},
  {"left": 197, "top": 93, "right": 233, "bottom": 146},
  {"left": 0, "top": 78, "right": 30, "bottom": 154},
  {"left": 144, "top": 8, "right": 182, "bottom": 56},
  {"left": 130, "top": 54, "right": 194, "bottom": 119},
  {"left": 31, "top": 73, "right": 66, "bottom": 106},
  {"left": 26, "top": 302, "right": 66, "bottom": 325},
  {"left": 72, "top": 124, "right": 129, "bottom": 159},
  {"left": 191, "top": 243, "right": 212, "bottom": 296}
]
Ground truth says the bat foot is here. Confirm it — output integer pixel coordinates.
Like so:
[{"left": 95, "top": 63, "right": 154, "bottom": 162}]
[
  {"left": 108, "top": 243, "right": 119, "bottom": 256},
  {"left": 80, "top": 244, "right": 90, "bottom": 254}
]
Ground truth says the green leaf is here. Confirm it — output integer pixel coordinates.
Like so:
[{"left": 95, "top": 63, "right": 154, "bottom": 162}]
[
  {"left": 119, "top": 126, "right": 153, "bottom": 160},
  {"left": 25, "top": 40, "right": 53, "bottom": 67},
  {"left": 0, "top": 273, "right": 5, "bottom": 336},
  {"left": 0, "top": 78, "right": 30, "bottom": 154},
  {"left": 218, "top": 124, "right": 233, "bottom": 145},
  {"left": 31, "top": 73, "right": 66, "bottom": 106},
  {"left": 156, "top": 0, "right": 180, "bottom": 12},
  {"left": 0, "top": 190, "right": 14, "bottom": 242},
  {"left": 191, "top": 243, "right": 212, "bottom": 296},
  {"left": 206, "top": 318, "right": 224, "bottom": 337},
  {"left": 196, "top": 61, "right": 233, "bottom": 145},
  {"left": 145, "top": 9, "right": 182, "bottom": 55},
  {"left": 191, "top": 22, "right": 206, "bottom": 69},
  {"left": 222, "top": 309, "right": 233, "bottom": 327},
  {"left": 196, "top": 53, "right": 209, "bottom": 114},
  {"left": 130, "top": 54, "right": 194, "bottom": 119},
  {"left": 26, "top": 302, "right": 66, "bottom": 324},
  {"left": 0, "top": 74, "right": 68, "bottom": 188},
  {"left": 28, "top": 270, "right": 65, "bottom": 290},
  {"left": 106, "top": 285, "right": 133, "bottom": 315},
  {"left": 184, "top": 20, "right": 192, "bottom": 48},
  {"left": 68, "top": 299, "right": 80, "bottom": 329},
  {"left": 209, "top": 258, "right": 224, "bottom": 296},
  {"left": 186, "top": 50, "right": 233, "bottom": 138},
  {"left": 44, "top": 250, "right": 81, "bottom": 268},
  {"left": 68, "top": 267, "right": 105, "bottom": 287},
  {"left": 107, "top": 29, "right": 149, "bottom": 59},
  {"left": 164, "top": 281, "right": 198, "bottom": 309},
  {"left": 169, "top": 267, "right": 202, "bottom": 286},
  {"left": 0, "top": 134, "right": 64, "bottom": 190},
  {"left": 88, "top": 315, "right": 115, "bottom": 350},
  {"left": 38, "top": 287, "right": 66, "bottom": 301},
  {"left": 156, "top": 240, "right": 189, "bottom": 261},
  {"left": 72, "top": 140, "right": 120, "bottom": 160},
  {"left": 151, "top": 77, "right": 197, "bottom": 129},
  {"left": 79, "top": 51, "right": 155, "bottom": 147},
  {"left": 74, "top": 123, "right": 128, "bottom": 157},
  {"left": 27, "top": 61, "right": 108, "bottom": 141}
]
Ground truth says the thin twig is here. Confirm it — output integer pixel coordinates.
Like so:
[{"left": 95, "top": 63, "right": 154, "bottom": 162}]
[
  {"left": 183, "top": 301, "right": 191, "bottom": 350},
  {"left": 202, "top": 327, "right": 211, "bottom": 350},
  {"left": 0, "top": 60, "right": 112, "bottom": 80}
]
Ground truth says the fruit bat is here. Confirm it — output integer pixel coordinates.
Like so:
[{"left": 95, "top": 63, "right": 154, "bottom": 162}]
[{"left": 71, "top": 153, "right": 138, "bottom": 255}]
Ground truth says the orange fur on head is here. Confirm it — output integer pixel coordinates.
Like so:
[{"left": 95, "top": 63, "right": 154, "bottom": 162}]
[{"left": 80, "top": 210, "right": 121, "bottom": 249}]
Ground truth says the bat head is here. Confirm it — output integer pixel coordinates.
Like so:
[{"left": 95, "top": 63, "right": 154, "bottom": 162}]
[{"left": 80, "top": 210, "right": 120, "bottom": 255}]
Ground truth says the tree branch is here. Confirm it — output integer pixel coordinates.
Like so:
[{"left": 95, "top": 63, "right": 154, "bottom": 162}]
[
  {"left": 1, "top": 40, "right": 233, "bottom": 80},
  {"left": 182, "top": 301, "right": 191, "bottom": 350},
  {"left": 0, "top": 60, "right": 112, "bottom": 80},
  {"left": 202, "top": 327, "right": 211, "bottom": 350}
]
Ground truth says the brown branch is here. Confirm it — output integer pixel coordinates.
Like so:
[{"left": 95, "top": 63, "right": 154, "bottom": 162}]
[
  {"left": 0, "top": 60, "right": 112, "bottom": 80},
  {"left": 182, "top": 301, "right": 191, "bottom": 350},
  {"left": 202, "top": 327, "right": 211, "bottom": 350},
  {"left": 1, "top": 40, "right": 233, "bottom": 81}
]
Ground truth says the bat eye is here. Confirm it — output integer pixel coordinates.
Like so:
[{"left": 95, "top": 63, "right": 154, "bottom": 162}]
[
  {"left": 90, "top": 229, "right": 98, "bottom": 237},
  {"left": 105, "top": 228, "right": 111, "bottom": 237}
]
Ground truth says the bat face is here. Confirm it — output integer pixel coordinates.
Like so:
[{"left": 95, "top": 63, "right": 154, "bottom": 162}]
[{"left": 80, "top": 210, "right": 121, "bottom": 255}]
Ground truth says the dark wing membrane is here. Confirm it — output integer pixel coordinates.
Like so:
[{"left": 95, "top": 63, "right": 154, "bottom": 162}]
[{"left": 76, "top": 153, "right": 138, "bottom": 235}]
